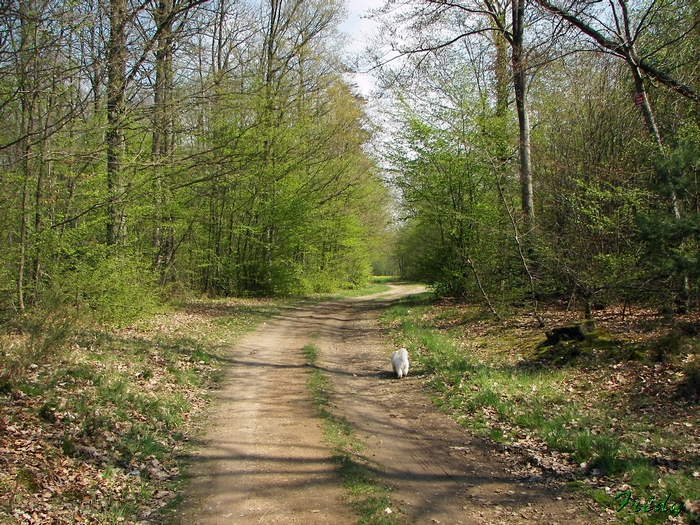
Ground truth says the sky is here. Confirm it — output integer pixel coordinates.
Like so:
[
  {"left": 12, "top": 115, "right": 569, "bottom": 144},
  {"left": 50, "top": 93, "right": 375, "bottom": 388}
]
[
  {"left": 338, "top": 0, "right": 377, "bottom": 53},
  {"left": 337, "top": 0, "right": 380, "bottom": 96}
]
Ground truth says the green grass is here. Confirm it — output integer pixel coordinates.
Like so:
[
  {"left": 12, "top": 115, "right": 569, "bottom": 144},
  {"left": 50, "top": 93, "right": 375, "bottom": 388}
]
[
  {"left": 323, "top": 276, "right": 409, "bottom": 299},
  {"left": 302, "top": 343, "right": 319, "bottom": 362},
  {"left": 0, "top": 297, "right": 288, "bottom": 525},
  {"left": 302, "top": 343, "right": 400, "bottom": 525},
  {"left": 331, "top": 282, "right": 393, "bottom": 299},
  {"left": 371, "top": 276, "right": 397, "bottom": 283},
  {"left": 379, "top": 297, "right": 700, "bottom": 524}
]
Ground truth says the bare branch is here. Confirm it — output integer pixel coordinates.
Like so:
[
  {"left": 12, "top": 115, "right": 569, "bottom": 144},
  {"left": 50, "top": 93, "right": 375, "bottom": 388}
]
[{"left": 534, "top": 0, "right": 700, "bottom": 103}]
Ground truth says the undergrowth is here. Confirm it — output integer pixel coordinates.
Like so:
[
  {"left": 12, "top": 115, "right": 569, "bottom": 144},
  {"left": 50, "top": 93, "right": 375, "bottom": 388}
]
[
  {"left": 325, "top": 277, "right": 394, "bottom": 299},
  {"left": 0, "top": 298, "right": 285, "bottom": 524},
  {"left": 379, "top": 294, "right": 700, "bottom": 525}
]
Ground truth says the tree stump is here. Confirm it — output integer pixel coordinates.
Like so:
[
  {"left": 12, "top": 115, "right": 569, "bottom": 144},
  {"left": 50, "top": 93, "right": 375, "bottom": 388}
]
[{"left": 545, "top": 320, "right": 596, "bottom": 345}]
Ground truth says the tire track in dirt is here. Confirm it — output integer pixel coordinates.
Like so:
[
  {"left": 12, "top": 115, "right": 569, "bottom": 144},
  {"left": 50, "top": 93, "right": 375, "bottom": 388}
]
[
  {"left": 176, "top": 303, "right": 356, "bottom": 525},
  {"left": 177, "top": 284, "right": 607, "bottom": 524}
]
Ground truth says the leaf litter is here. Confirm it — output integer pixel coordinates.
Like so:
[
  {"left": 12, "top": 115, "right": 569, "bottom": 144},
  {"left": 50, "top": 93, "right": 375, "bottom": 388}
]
[
  {"left": 0, "top": 298, "right": 281, "bottom": 525},
  {"left": 385, "top": 297, "right": 700, "bottom": 523}
]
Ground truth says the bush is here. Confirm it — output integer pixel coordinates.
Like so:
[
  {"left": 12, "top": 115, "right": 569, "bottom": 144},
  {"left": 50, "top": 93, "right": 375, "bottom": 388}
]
[
  {"left": 0, "top": 310, "right": 73, "bottom": 391},
  {"left": 678, "top": 357, "right": 700, "bottom": 401},
  {"left": 68, "top": 253, "right": 162, "bottom": 324}
]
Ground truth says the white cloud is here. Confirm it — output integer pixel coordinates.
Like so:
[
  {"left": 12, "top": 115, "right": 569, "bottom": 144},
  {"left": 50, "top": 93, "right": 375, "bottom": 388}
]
[{"left": 339, "top": 0, "right": 378, "bottom": 54}]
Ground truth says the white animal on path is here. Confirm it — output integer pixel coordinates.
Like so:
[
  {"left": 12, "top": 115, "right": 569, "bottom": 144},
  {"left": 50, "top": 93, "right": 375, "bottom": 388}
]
[{"left": 391, "top": 348, "right": 409, "bottom": 378}]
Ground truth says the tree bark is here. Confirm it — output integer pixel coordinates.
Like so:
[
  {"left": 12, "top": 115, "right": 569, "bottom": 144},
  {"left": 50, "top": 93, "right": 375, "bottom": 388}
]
[
  {"left": 18, "top": 154, "right": 29, "bottom": 312},
  {"left": 153, "top": 0, "right": 176, "bottom": 281},
  {"left": 493, "top": 31, "right": 509, "bottom": 120},
  {"left": 511, "top": 0, "right": 536, "bottom": 248},
  {"left": 106, "top": 0, "right": 127, "bottom": 246},
  {"left": 16, "top": 1, "right": 37, "bottom": 312}
]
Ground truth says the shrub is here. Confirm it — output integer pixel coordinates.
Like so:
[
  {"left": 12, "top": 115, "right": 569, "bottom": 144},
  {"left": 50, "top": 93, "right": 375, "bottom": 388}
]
[
  {"left": 678, "top": 356, "right": 700, "bottom": 401},
  {"left": 68, "top": 254, "right": 162, "bottom": 324}
]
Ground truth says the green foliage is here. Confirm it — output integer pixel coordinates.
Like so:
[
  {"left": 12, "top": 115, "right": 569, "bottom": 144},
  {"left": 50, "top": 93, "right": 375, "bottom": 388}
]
[
  {"left": 68, "top": 253, "right": 162, "bottom": 324},
  {"left": 0, "top": 0, "right": 697, "bottom": 322},
  {"left": 390, "top": 94, "right": 524, "bottom": 305},
  {"left": 634, "top": 126, "right": 700, "bottom": 309},
  {"left": 0, "top": 0, "right": 390, "bottom": 319},
  {"left": 181, "top": 74, "right": 387, "bottom": 298},
  {"left": 386, "top": 33, "right": 700, "bottom": 318}
]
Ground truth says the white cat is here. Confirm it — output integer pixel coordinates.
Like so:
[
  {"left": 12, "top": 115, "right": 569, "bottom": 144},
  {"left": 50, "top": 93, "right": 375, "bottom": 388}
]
[{"left": 391, "top": 348, "right": 409, "bottom": 378}]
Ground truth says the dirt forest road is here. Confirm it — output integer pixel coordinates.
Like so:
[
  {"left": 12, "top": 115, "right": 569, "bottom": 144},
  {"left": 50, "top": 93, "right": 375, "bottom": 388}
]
[{"left": 176, "top": 284, "right": 606, "bottom": 525}]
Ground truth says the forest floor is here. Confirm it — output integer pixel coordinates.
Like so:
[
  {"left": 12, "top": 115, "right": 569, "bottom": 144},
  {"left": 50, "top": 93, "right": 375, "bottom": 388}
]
[
  {"left": 174, "top": 284, "right": 614, "bottom": 525},
  {"left": 1, "top": 284, "right": 698, "bottom": 524}
]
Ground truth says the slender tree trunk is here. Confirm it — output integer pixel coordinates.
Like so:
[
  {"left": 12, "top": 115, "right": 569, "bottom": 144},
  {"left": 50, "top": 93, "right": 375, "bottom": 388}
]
[
  {"left": 495, "top": 172, "right": 545, "bottom": 327},
  {"left": 17, "top": 95, "right": 33, "bottom": 311},
  {"left": 214, "top": 0, "right": 227, "bottom": 74},
  {"left": 18, "top": 155, "right": 29, "bottom": 313},
  {"left": 16, "top": 1, "right": 37, "bottom": 312},
  {"left": 491, "top": 28, "right": 511, "bottom": 169},
  {"left": 494, "top": 31, "right": 509, "bottom": 120},
  {"left": 153, "top": 0, "right": 175, "bottom": 282},
  {"left": 631, "top": 67, "right": 663, "bottom": 149},
  {"left": 88, "top": 0, "right": 103, "bottom": 118},
  {"left": 32, "top": 129, "right": 47, "bottom": 306},
  {"left": 628, "top": 56, "right": 681, "bottom": 221},
  {"left": 628, "top": 51, "right": 686, "bottom": 305},
  {"left": 258, "top": 0, "right": 284, "bottom": 291},
  {"left": 32, "top": 72, "right": 58, "bottom": 305},
  {"left": 466, "top": 256, "right": 500, "bottom": 318},
  {"left": 512, "top": 0, "right": 536, "bottom": 248},
  {"left": 106, "top": 0, "right": 127, "bottom": 246}
]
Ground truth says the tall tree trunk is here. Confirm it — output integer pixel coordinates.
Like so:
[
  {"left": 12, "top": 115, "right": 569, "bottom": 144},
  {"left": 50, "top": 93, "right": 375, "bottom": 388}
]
[
  {"left": 213, "top": 0, "right": 227, "bottom": 74},
  {"left": 494, "top": 31, "right": 509, "bottom": 120},
  {"left": 16, "top": 1, "right": 38, "bottom": 312},
  {"left": 32, "top": 128, "right": 47, "bottom": 306},
  {"left": 32, "top": 69, "right": 58, "bottom": 305},
  {"left": 512, "top": 0, "right": 535, "bottom": 248},
  {"left": 628, "top": 55, "right": 681, "bottom": 221},
  {"left": 106, "top": 0, "right": 127, "bottom": 246},
  {"left": 18, "top": 150, "right": 30, "bottom": 312},
  {"left": 153, "top": 0, "right": 175, "bottom": 281},
  {"left": 88, "top": 0, "right": 103, "bottom": 118},
  {"left": 629, "top": 51, "right": 686, "bottom": 304}
]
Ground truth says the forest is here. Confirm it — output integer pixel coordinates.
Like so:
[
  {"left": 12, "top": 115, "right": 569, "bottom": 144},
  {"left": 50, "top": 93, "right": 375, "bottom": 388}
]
[
  {"left": 0, "top": 0, "right": 699, "bottom": 320},
  {"left": 1, "top": 0, "right": 700, "bottom": 523},
  {"left": 0, "top": 0, "right": 389, "bottom": 322},
  {"left": 370, "top": 0, "right": 700, "bottom": 319}
]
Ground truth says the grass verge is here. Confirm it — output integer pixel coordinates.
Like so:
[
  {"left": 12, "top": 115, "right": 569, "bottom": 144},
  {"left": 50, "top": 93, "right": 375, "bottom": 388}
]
[
  {"left": 0, "top": 298, "right": 286, "bottom": 525},
  {"left": 325, "top": 277, "right": 397, "bottom": 299},
  {"left": 302, "top": 343, "right": 400, "bottom": 525},
  {"left": 379, "top": 295, "right": 700, "bottom": 525}
]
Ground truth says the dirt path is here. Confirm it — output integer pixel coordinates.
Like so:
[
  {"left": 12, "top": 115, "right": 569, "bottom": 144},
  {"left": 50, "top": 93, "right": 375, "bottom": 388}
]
[{"left": 177, "top": 285, "right": 607, "bottom": 525}]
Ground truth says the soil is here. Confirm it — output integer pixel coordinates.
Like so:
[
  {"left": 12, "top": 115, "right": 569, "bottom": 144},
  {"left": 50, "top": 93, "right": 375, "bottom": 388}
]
[{"left": 176, "top": 284, "right": 608, "bottom": 525}]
